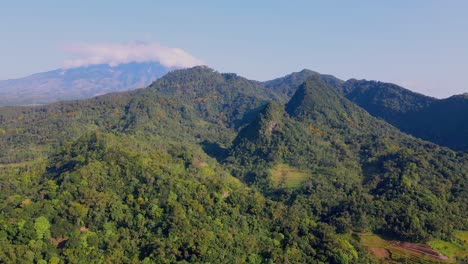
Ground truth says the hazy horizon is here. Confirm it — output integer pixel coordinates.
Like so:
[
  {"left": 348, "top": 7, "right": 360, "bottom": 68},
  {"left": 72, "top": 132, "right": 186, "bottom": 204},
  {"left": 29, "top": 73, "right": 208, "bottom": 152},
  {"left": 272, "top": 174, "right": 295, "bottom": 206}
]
[{"left": 1, "top": 1, "right": 468, "bottom": 98}]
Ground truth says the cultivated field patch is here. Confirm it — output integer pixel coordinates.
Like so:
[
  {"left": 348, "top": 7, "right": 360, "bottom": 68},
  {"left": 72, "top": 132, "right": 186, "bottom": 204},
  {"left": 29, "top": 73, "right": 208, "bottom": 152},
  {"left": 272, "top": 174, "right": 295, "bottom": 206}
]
[
  {"left": 358, "top": 233, "right": 453, "bottom": 263},
  {"left": 269, "top": 164, "right": 310, "bottom": 188}
]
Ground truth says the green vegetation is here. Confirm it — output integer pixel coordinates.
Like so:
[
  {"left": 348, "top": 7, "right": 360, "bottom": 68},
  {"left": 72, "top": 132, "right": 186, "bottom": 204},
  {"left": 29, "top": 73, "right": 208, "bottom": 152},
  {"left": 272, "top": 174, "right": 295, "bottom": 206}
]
[
  {"left": 429, "top": 240, "right": 464, "bottom": 260},
  {"left": 269, "top": 164, "right": 310, "bottom": 188},
  {"left": 149, "top": 66, "right": 282, "bottom": 128},
  {"left": 456, "top": 231, "right": 468, "bottom": 245},
  {"left": 231, "top": 77, "right": 467, "bottom": 242},
  {"left": 428, "top": 231, "right": 468, "bottom": 261},
  {"left": 0, "top": 132, "right": 373, "bottom": 263},
  {"left": 0, "top": 67, "right": 466, "bottom": 263}
]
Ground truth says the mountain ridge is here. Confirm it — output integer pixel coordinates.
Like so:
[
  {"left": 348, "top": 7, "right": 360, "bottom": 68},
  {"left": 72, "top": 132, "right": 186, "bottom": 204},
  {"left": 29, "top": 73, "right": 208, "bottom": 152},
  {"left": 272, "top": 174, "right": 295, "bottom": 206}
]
[
  {"left": 265, "top": 70, "right": 468, "bottom": 151},
  {"left": 340, "top": 79, "right": 468, "bottom": 151}
]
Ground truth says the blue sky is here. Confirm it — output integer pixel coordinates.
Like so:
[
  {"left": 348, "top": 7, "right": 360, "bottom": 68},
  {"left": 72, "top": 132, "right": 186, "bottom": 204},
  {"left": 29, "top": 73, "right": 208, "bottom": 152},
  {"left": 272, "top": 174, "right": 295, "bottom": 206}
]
[{"left": 1, "top": 0, "right": 467, "bottom": 98}]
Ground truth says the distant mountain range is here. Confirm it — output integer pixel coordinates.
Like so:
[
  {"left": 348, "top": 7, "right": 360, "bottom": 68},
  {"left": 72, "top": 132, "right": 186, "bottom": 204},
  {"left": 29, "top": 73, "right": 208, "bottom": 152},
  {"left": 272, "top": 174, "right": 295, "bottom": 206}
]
[{"left": 0, "top": 61, "right": 173, "bottom": 106}]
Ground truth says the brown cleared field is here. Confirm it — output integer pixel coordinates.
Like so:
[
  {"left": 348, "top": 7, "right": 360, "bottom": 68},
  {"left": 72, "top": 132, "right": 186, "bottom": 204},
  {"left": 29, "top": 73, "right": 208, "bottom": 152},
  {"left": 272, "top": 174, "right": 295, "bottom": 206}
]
[
  {"left": 269, "top": 164, "right": 310, "bottom": 188},
  {"left": 394, "top": 242, "right": 448, "bottom": 261},
  {"left": 369, "top": 247, "right": 390, "bottom": 260},
  {"left": 359, "top": 233, "right": 453, "bottom": 264}
]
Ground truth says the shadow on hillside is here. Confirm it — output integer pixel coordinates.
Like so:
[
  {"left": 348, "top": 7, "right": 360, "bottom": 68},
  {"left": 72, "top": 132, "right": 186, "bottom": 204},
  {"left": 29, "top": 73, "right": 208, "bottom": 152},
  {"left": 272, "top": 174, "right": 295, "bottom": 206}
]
[{"left": 200, "top": 140, "right": 229, "bottom": 163}]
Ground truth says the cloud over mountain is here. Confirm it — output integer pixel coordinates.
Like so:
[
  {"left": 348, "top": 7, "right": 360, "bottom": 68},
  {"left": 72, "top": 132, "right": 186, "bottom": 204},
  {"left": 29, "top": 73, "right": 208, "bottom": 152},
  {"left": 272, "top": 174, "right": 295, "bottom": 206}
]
[{"left": 62, "top": 42, "right": 204, "bottom": 68}]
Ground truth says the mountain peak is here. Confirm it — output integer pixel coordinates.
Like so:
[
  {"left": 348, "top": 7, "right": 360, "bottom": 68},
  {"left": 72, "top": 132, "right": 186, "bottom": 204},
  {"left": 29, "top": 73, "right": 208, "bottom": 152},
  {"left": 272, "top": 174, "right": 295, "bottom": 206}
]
[
  {"left": 263, "top": 69, "right": 344, "bottom": 99},
  {"left": 297, "top": 68, "right": 320, "bottom": 75},
  {"left": 230, "top": 101, "right": 286, "bottom": 166},
  {"left": 285, "top": 77, "right": 339, "bottom": 118},
  {"left": 234, "top": 102, "right": 285, "bottom": 143},
  {"left": 148, "top": 66, "right": 281, "bottom": 128},
  {"left": 149, "top": 66, "right": 232, "bottom": 86},
  {"left": 284, "top": 77, "right": 387, "bottom": 136}
]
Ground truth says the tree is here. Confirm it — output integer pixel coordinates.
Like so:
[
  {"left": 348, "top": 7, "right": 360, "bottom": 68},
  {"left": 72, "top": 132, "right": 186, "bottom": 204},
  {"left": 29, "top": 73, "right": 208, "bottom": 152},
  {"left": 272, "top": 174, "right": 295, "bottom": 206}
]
[{"left": 34, "top": 216, "right": 51, "bottom": 240}]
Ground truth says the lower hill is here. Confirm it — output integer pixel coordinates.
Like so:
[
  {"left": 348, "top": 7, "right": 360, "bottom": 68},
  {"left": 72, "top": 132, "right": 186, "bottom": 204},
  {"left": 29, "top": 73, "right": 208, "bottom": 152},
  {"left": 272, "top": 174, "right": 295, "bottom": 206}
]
[{"left": 0, "top": 132, "right": 374, "bottom": 263}]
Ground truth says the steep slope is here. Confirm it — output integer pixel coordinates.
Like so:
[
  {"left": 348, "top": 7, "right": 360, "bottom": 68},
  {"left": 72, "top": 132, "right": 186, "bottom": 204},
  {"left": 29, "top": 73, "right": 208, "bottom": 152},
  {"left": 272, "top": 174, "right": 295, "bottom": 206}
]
[
  {"left": 230, "top": 77, "right": 468, "bottom": 243},
  {"left": 398, "top": 93, "right": 468, "bottom": 150},
  {"left": 285, "top": 77, "right": 374, "bottom": 130},
  {"left": 340, "top": 79, "right": 468, "bottom": 151},
  {"left": 230, "top": 102, "right": 287, "bottom": 173},
  {"left": 0, "top": 62, "right": 172, "bottom": 106},
  {"left": 263, "top": 69, "right": 344, "bottom": 98},
  {"left": 338, "top": 79, "right": 436, "bottom": 121}
]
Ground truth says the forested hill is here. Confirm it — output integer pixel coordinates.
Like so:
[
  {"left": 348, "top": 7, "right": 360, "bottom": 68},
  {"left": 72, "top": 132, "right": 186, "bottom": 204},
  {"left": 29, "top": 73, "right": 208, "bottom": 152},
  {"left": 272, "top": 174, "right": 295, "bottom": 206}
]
[
  {"left": 265, "top": 71, "right": 468, "bottom": 151},
  {"left": 231, "top": 77, "right": 467, "bottom": 241},
  {"left": 147, "top": 66, "right": 283, "bottom": 128},
  {"left": 0, "top": 67, "right": 466, "bottom": 263}
]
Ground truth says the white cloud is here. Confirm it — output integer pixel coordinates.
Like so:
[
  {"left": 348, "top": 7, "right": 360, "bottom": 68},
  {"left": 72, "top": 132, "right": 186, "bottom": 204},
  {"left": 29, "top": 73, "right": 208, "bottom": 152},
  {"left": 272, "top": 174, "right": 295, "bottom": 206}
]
[{"left": 61, "top": 42, "right": 204, "bottom": 68}]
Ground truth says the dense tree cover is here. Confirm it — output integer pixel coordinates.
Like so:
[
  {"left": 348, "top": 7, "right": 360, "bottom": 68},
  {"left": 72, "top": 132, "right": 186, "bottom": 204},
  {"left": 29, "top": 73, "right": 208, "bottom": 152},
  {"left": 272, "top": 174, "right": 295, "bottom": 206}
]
[
  {"left": 0, "top": 132, "right": 374, "bottom": 263},
  {"left": 0, "top": 83, "right": 234, "bottom": 164},
  {"left": 0, "top": 67, "right": 466, "bottom": 263},
  {"left": 148, "top": 66, "right": 282, "bottom": 128},
  {"left": 230, "top": 78, "right": 467, "bottom": 242}
]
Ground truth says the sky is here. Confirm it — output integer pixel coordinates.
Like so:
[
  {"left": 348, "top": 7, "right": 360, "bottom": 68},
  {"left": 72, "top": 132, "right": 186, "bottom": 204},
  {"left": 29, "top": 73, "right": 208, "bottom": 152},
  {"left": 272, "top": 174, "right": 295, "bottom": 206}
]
[{"left": 1, "top": 0, "right": 467, "bottom": 98}]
